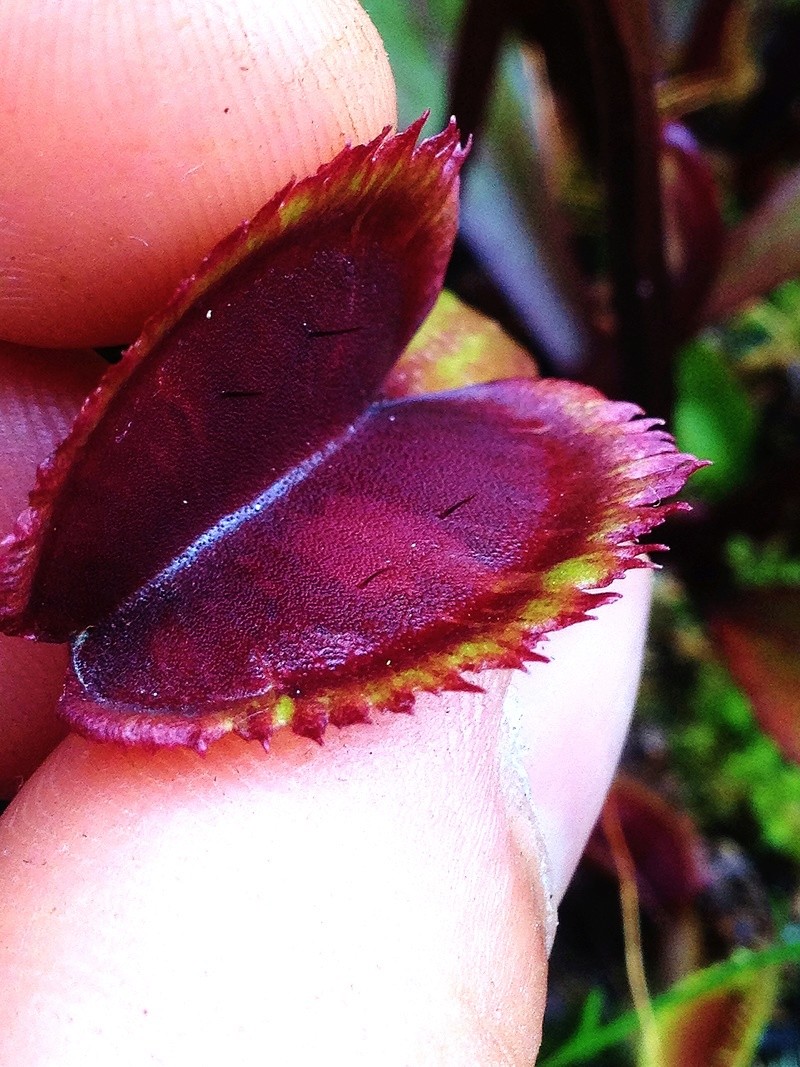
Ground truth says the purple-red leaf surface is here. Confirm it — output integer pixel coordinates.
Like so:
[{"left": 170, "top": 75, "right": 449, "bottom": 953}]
[
  {"left": 0, "top": 121, "right": 701, "bottom": 751},
  {"left": 0, "top": 118, "right": 462, "bottom": 643}
]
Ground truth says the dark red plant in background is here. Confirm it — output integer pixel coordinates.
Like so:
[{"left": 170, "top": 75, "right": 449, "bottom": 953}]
[{"left": 0, "top": 118, "right": 699, "bottom": 752}]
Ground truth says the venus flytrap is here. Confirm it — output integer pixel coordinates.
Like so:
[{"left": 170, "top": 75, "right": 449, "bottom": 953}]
[{"left": 0, "top": 118, "right": 701, "bottom": 753}]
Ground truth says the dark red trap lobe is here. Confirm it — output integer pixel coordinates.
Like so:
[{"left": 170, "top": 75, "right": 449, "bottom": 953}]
[
  {"left": 69, "top": 376, "right": 698, "bottom": 738},
  {"left": 71, "top": 384, "right": 557, "bottom": 711},
  {"left": 2, "top": 120, "right": 464, "bottom": 642},
  {"left": 30, "top": 241, "right": 404, "bottom": 639}
]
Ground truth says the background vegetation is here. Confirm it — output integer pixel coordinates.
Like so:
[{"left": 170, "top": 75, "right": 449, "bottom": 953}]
[{"left": 362, "top": 1, "right": 800, "bottom": 1062}]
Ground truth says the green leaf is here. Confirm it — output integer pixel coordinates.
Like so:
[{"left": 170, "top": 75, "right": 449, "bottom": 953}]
[
  {"left": 673, "top": 336, "right": 758, "bottom": 500},
  {"left": 722, "top": 279, "right": 800, "bottom": 373},
  {"left": 676, "top": 660, "right": 800, "bottom": 862},
  {"left": 361, "top": 0, "right": 452, "bottom": 127},
  {"left": 727, "top": 535, "right": 800, "bottom": 587}
]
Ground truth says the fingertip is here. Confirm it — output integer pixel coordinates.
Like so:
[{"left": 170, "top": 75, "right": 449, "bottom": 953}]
[
  {"left": 0, "top": 641, "right": 68, "bottom": 801},
  {"left": 501, "top": 568, "right": 653, "bottom": 903},
  {"left": 0, "top": 0, "right": 397, "bottom": 347}
]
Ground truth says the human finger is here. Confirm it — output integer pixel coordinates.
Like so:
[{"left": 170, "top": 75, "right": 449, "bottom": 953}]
[
  {"left": 0, "top": 342, "right": 105, "bottom": 798},
  {"left": 0, "top": 571, "right": 648, "bottom": 1064},
  {"left": 504, "top": 567, "right": 652, "bottom": 902},
  {"left": 0, "top": 0, "right": 396, "bottom": 348}
]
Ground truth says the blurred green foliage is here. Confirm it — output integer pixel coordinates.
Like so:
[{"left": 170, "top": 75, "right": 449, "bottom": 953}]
[
  {"left": 727, "top": 535, "right": 800, "bottom": 587},
  {"left": 675, "top": 659, "right": 800, "bottom": 862},
  {"left": 674, "top": 335, "right": 759, "bottom": 500},
  {"left": 361, "top": 0, "right": 458, "bottom": 125}
]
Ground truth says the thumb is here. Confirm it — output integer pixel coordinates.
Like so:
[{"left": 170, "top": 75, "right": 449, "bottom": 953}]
[
  {"left": 0, "top": 0, "right": 395, "bottom": 348},
  {"left": 505, "top": 567, "right": 652, "bottom": 903},
  {"left": 0, "top": 573, "right": 647, "bottom": 1065}
]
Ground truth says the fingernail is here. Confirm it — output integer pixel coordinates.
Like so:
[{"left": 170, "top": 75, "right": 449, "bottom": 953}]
[
  {"left": 497, "top": 699, "right": 559, "bottom": 952},
  {"left": 496, "top": 569, "right": 653, "bottom": 946}
]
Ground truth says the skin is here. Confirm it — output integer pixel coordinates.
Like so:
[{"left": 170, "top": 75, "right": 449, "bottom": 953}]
[
  {"left": 0, "top": 0, "right": 395, "bottom": 348},
  {"left": 0, "top": 1, "right": 650, "bottom": 1062}
]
